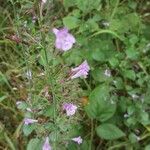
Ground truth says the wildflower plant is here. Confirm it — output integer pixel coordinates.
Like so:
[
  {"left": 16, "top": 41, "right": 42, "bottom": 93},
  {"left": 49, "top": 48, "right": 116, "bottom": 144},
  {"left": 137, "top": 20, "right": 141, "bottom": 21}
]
[{"left": 1, "top": 0, "right": 150, "bottom": 150}]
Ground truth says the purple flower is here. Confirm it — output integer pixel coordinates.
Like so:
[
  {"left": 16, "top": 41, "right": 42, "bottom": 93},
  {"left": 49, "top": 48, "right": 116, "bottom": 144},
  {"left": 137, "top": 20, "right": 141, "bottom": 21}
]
[
  {"left": 52, "top": 28, "right": 75, "bottom": 51},
  {"left": 42, "top": 137, "right": 52, "bottom": 150},
  {"left": 63, "top": 103, "right": 77, "bottom": 116},
  {"left": 71, "top": 60, "right": 90, "bottom": 79},
  {"left": 24, "top": 118, "right": 38, "bottom": 125},
  {"left": 72, "top": 136, "right": 83, "bottom": 144}
]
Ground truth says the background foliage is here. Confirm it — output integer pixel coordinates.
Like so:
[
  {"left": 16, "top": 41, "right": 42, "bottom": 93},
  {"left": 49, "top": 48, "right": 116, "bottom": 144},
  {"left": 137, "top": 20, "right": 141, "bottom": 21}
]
[{"left": 0, "top": 0, "right": 150, "bottom": 149}]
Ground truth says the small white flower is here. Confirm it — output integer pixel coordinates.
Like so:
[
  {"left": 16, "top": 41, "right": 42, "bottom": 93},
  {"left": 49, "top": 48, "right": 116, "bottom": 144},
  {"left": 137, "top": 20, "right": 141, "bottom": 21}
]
[
  {"left": 104, "top": 69, "right": 111, "bottom": 77},
  {"left": 131, "top": 94, "right": 139, "bottom": 99},
  {"left": 26, "top": 108, "right": 32, "bottom": 112},
  {"left": 124, "top": 113, "right": 129, "bottom": 118},
  {"left": 136, "top": 136, "right": 140, "bottom": 141},
  {"left": 26, "top": 70, "right": 32, "bottom": 80}
]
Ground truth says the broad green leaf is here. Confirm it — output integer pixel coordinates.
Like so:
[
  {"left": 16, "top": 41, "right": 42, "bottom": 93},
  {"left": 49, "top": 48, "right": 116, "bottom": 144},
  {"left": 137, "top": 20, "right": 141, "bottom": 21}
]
[
  {"left": 43, "top": 105, "right": 54, "bottom": 117},
  {"left": 126, "top": 47, "right": 139, "bottom": 60},
  {"left": 23, "top": 124, "right": 36, "bottom": 136},
  {"left": 76, "top": 0, "right": 101, "bottom": 13},
  {"left": 140, "top": 111, "right": 150, "bottom": 125},
  {"left": 85, "top": 85, "right": 116, "bottom": 122},
  {"left": 96, "top": 123, "right": 125, "bottom": 140},
  {"left": 129, "top": 133, "right": 138, "bottom": 144},
  {"left": 123, "top": 70, "right": 136, "bottom": 80},
  {"left": 145, "top": 145, "right": 150, "bottom": 150},
  {"left": 63, "top": 0, "right": 75, "bottom": 9},
  {"left": 91, "top": 40, "right": 116, "bottom": 62},
  {"left": 92, "top": 69, "right": 112, "bottom": 82},
  {"left": 17, "top": 102, "right": 28, "bottom": 110},
  {"left": 63, "top": 49, "right": 82, "bottom": 65},
  {"left": 109, "top": 57, "right": 119, "bottom": 67},
  {"left": 63, "top": 16, "right": 80, "bottom": 29},
  {"left": 0, "top": 95, "right": 8, "bottom": 102},
  {"left": 27, "top": 138, "right": 42, "bottom": 150}
]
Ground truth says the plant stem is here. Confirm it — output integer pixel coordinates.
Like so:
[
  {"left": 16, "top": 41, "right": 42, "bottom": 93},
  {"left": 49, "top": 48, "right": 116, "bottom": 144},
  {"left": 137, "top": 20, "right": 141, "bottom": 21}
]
[
  {"left": 89, "top": 119, "right": 94, "bottom": 150},
  {"left": 38, "top": 8, "right": 57, "bottom": 149},
  {"left": 110, "top": 0, "right": 120, "bottom": 21},
  {"left": 90, "top": 29, "right": 124, "bottom": 42},
  {"left": 83, "top": 79, "right": 91, "bottom": 91}
]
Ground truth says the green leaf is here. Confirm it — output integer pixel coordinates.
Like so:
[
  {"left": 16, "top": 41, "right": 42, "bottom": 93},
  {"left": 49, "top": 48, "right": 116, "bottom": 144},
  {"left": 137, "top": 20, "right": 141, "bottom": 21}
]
[
  {"left": 145, "top": 145, "right": 150, "bottom": 150},
  {"left": 92, "top": 69, "right": 112, "bottom": 82},
  {"left": 43, "top": 105, "right": 55, "bottom": 117},
  {"left": 63, "top": 0, "right": 75, "bottom": 9},
  {"left": 123, "top": 70, "right": 136, "bottom": 80},
  {"left": 63, "top": 16, "right": 80, "bottom": 29},
  {"left": 128, "top": 133, "right": 138, "bottom": 144},
  {"left": 85, "top": 85, "right": 116, "bottom": 122},
  {"left": 63, "top": 49, "right": 82, "bottom": 65},
  {"left": 39, "top": 49, "right": 52, "bottom": 66},
  {"left": 126, "top": 47, "right": 139, "bottom": 60},
  {"left": 23, "top": 124, "right": 36, "bottom": 136},
  {"left": 140, "top": 111, "right": 150, "bottom": 125},
  {"left": 109, "top": 57, "right": 119, "bottom": 68},
  {"left": 27, "top": 138, "right": 42, "bottom": 150},
  {"left": 17, "top": 102, "right": 28, "bottom": 110},
  {"left": 0, "top": 95, "right": 8, "bottom": 102},
  {"left": 91, "top": 40, "right": 116, "bottom": 62},
  {"left": 96, "top": 123, "right": 125, "bottom": 140},
  {"left": 76, "top": 0, "right": 101, "bottom": 13}
]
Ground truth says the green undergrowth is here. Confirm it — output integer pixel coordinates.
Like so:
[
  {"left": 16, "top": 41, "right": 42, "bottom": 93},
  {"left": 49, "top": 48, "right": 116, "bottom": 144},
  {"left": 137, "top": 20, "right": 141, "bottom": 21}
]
[{"left": 0, "top": 0, "right": 150, "bottom": 150}]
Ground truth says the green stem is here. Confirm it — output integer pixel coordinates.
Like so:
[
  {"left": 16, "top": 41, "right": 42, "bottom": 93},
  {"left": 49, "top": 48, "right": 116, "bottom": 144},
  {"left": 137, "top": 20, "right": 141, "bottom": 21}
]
[
  {"left": 110, "top": 0, "right": 119, "bottom": 21},
  {"left": 39, "top": 12, "right": 57, "bottom": 150},
  {"left": 108, "top": 132, "right": 150, "bottom": 150},
  {"left": 108, "top": 142, "right": 129, "bottom": 150},
  {"left": 83, "top": 79, "right": 91, "bottom": 91},
  {"left": 89, "top": 119, "right": 94, "bottom": 150},
  {"left": 4, "top": 133, "right": 16, "bottom": 150},
  {"left": 89, "top": 29, "right": 124, "bottom": 42}
]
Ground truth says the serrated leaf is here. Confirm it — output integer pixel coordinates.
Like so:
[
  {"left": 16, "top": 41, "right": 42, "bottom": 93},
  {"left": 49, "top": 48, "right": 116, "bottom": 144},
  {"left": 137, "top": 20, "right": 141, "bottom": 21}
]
[
  {"left": 23, "top": 124, "right": 36, "bottom": 136},
  {"left": 63, "top": 0, "right": 75, "bottom": 9},
  {"left": 92, "top": 69, "right": 112, "bottom": 82},
  {"left": 27, "top": 138, "right": 42, "bottom": 150},
  {"left": 145, "top": 145, "right": 150, "bottom": 150},
  {"left": 85, "top": 85, "right": 116, "bottom": 122},
  {"left": 91, "top": 40, "right": 116, "bottom": 62},
  {"left": 123, "top": 70, "right": 136, "bottom": 80},
  {"left": 63, "top": 16, "right": 80, "bottom": 29},
  {"left": 96, "top": 123, "right": 125, "bottom": 140},
  {"left": 76, "top": 0, "right": 101, "bottom": 13}
]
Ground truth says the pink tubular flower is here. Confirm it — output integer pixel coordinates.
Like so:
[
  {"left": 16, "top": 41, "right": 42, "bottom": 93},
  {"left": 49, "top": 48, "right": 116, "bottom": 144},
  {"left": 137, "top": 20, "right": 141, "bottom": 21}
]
[
  {"left": 71, "top": 60, "right": 90, "bottom": 79},
  {"left": 63, "top": 103, "right": 77, "bottom": 116},
  {"left": 24, "top": 118, "right": 38, "bottom": 125},
  {"left": 42, "top": 137, "right": 52, "bottom": 150},
  {"left": 72, "top": 136, "right": 83, "bottom": 144},
  {"left": 52, "top": 27, "right": 75, "bottom": 51}
]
